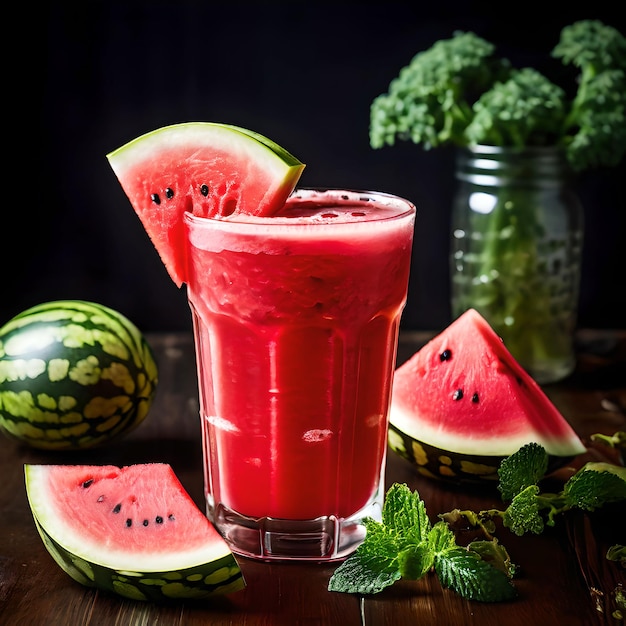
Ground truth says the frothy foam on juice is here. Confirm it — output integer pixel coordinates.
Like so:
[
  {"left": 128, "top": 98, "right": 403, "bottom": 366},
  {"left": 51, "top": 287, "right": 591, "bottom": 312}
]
[{"left": 186, "top": 189, "right": 414, "bottom": 254}]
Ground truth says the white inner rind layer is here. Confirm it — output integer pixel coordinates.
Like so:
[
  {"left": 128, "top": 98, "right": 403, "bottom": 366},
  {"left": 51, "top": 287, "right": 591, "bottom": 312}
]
[{"left": 389, "top": 404, "right": 587, "bottom": 458}]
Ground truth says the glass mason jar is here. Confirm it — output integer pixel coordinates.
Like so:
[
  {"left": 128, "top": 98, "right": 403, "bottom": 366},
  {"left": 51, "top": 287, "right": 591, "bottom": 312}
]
[{"left": 450, "top": 145, "right": 584, "bottom": 384}]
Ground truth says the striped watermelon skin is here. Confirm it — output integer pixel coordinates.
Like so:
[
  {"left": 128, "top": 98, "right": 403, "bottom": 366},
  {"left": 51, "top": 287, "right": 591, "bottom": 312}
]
[
  {"left": 33, "top": 516, "right": 245, "bottom": 601},
  {"left": 0, "top": 301, "right": 158, "bottom": 449}
]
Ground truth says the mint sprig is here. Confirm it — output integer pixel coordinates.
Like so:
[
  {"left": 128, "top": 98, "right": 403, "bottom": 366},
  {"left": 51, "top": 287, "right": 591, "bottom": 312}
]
[
  {"left": 499, "top": 443, "right": 626, "bottom": 534},
  {"left": 452, "top": 441, "right": 626, "bottom": 537},
  {"left": 328, "top": 484, "right": 516, "bottom": 602},
  {"left": 329, "top": 436, "right": 626, "bottom": 602}
]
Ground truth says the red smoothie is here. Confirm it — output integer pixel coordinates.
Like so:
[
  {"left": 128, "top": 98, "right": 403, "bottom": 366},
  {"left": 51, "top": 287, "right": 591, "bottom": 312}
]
[{"left": 185, "top": 188, "right": 415, "bottom": 558}]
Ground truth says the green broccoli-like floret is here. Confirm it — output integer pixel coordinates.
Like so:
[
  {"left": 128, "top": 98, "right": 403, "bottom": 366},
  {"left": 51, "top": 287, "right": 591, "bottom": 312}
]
[
  {"left": 369, "top": 31, "right": 509, "bottom": 150},
  {"left": 369, "top": 20, "right": 625, "bottom": 172},
  {"left": 552, "top": 20, "right": 626, "bottom": 170},
  {"left": 464, "top": 68, "right": 567, "bottom": 148},
  {"left": 552, "top": 19, "right": 626, "bottom": 74}
]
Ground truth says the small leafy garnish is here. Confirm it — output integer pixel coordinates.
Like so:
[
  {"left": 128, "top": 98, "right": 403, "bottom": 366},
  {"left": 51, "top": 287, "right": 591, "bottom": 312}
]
[
  {"left": 498, "top": 441, "right": 549, "bottom": 502},
  {"left": 329, "top": 435, "right": 626, "bottom": 603},
  {"left": 458, "top": 442, "right": 626, "bottom": 536},
  {"left": 564, "top": 464, "right": 626, "bottom": 510},
  {"left": 328, "top": 484, "right": 516, "bottom": 602}
]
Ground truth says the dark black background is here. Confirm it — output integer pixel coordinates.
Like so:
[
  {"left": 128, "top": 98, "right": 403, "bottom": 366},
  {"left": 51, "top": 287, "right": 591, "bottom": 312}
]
[{"left": 12, "top": 2, "right": 626, "bottom": 334}]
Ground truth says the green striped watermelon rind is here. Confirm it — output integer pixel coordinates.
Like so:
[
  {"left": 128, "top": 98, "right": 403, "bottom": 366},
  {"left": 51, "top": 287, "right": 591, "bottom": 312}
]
[
  {"left": 32, "top": 515, "right": 244, "bottom": 601},
  {"left": 388, "top": 423, "right": 577, "bottom": 485},
  {"left": 0, "top": 300, "right": 158, "bottom": 449},
  {"left": 107, "top": 122, "right": 304, "bottom": 171}
]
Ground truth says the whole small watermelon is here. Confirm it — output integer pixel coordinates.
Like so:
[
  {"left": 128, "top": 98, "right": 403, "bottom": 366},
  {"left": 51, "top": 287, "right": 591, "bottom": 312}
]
[{"left": 0, "top": 300, "right": 158, "bottom": 449}]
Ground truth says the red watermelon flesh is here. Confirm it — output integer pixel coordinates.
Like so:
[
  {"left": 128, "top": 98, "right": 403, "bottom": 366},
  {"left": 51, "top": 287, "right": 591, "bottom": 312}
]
[
  {"left": 107, "top": 123, "right": 305, "bottom": 286},
  {"left": 25, "top": 463, "right": 238, "bottom": 572},
  {"left": 390, "top": 309, "right": 586, "bottom": 458}
]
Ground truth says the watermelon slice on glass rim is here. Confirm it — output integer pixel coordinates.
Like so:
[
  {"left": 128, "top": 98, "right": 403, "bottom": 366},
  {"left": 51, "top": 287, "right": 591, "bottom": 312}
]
[
  {"left": 107, "top": 122, "right": 305, "bottom": 287},
  {"left": 24, "top": 463, "right": 245, "bottom": 601},
  {"left": 388, "top": 309, "right": 586, "bottom": 483}
]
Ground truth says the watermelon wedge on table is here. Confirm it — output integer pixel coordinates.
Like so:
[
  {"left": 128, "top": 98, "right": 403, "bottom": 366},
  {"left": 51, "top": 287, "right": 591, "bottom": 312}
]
[
  {"left": 388, "top": 309, "right": 586, "bottom": 483},
  {"left": 25, "top": 463, "right": 245, "bottom": 601},
  {"left": 107, "top": 122, "right": 305, "bottom": 286}
]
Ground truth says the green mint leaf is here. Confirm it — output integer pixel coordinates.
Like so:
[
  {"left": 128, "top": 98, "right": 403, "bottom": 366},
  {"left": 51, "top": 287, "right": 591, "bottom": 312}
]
[
  {"left": 329, "top": 484, "right": 435, "bottom": 594},
  {"left": 434, "top": 547, "right": 517, "bottom": 602},
  {"left": 498, "top": 443, "right": 549, "bottom": 502},
  {"left": 503, "top": 485, "right": 545, "bottom": 535},
  {"left": 563, "top": 468, "right": 626, "bottom": 511},
  {"left": 387, "top": 484, "right": 436, "bottom": 579},
  {"left": 398, "top": 542, "right": 435, "bottom": 580},
  {"left": 428, "top": 520, "right": 458, "bottom": 552},
  {"left": 328, "top": 513, "right": 403, "bottom": 594},
  {"left": 467, "top": 539, "right": 516, "bottom": 578},
  {"left": 328, "top": 547, "right": 401, "bottom": 594},
  {"left": 383, "top": 483, "right": 431, "bottom": 543},
  {"left": 400, "top": 521, "right": 475, "bottom": 581}
]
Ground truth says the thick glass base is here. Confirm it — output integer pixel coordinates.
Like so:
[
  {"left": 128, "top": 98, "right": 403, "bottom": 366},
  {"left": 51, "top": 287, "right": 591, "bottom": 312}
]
[{"left": 207, "top": 490, "right": 383, "bottom": 562}]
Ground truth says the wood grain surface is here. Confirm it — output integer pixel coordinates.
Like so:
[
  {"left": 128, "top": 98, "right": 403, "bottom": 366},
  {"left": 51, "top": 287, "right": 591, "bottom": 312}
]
[{"left": 1, "top": 331, "right": 624, "bottom": 626}]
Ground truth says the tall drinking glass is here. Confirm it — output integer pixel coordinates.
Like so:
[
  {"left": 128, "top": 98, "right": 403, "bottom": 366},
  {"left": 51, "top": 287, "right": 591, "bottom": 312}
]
[{"left": 185, "top": 188, "right": 416, "bottom": 561}]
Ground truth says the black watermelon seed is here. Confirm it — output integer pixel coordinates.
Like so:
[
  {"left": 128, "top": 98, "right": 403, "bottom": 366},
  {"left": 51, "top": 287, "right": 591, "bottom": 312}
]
[
  {"left": 165, "top": 187, "right": 174, "bottom": 199},
  {"left": 440, "top": 349, "right": 452, "bottom": 361},
  {"left": 112, "top": 503, "right": 122, "bottom": 514},
  {"left": 151, "top": 193, "right": 161, "bottom": 205},
  {"left": 200, "top": 184, "right": 209, "bottom": 196},
  {"left": 453, "top": 389, "right": 464, "bottom": 400},
  {"left": 472, "top": 392, "right": 479, "bottom": 403},
  {"left": 82, "top": 479, "right": 94, "bottom": 488},
  {"left": 143, "top": 519, "right": 149, "bottom": 527},
  {"left": 155, "top": 516, "right": 163, "bottom": 524},
  {"left": 126, "top": 519, "right": 132, "bottom": 528},
  {"left": 168, "top": 514, "right": 176, "bottom": 522}
]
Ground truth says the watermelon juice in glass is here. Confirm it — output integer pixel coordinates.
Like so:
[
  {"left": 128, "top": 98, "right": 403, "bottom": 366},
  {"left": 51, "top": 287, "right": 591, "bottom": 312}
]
[{"left": 185, "top": 188, "right": 416, "bottom": 561}]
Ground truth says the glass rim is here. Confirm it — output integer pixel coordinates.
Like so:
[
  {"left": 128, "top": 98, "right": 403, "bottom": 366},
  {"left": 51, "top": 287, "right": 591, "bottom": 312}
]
[{"left": 184, "top": 187, "right": 416, "bottom": 229}]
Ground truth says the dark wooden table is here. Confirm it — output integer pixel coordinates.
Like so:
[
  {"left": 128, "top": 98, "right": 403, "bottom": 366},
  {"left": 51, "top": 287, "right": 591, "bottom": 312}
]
[{"left": 2, "top": 330, "right": 625, "bottom": 626}]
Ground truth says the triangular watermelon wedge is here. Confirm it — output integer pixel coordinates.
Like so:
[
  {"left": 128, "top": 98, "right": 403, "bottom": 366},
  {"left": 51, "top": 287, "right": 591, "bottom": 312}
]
[
  {"left": 25, "top": 463, "right": 245, "bottom": 601},
  {"left": 389, "top": 309, "right": 586, "bottom": 482},
  {"left": 107, "top": 122, "right": 305, "bottom": 286}
]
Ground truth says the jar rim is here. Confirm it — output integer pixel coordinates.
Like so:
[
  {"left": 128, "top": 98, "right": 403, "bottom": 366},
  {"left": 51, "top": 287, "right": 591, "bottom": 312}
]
[{"left": 465, "top": 144, "right": 566, "bottom": 157}]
